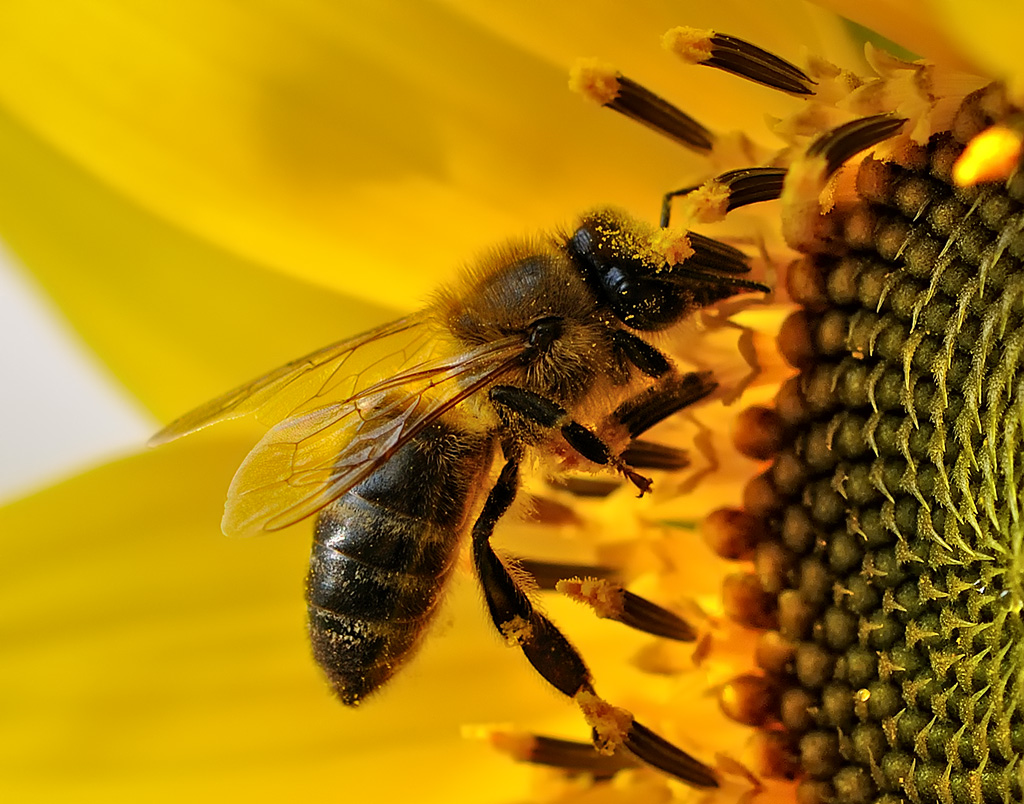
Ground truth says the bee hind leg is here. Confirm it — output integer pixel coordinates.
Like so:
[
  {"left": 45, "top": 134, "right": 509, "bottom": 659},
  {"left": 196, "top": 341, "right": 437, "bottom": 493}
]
[{"left": 470, "top": 454, "right": 718, "bottom": 788}]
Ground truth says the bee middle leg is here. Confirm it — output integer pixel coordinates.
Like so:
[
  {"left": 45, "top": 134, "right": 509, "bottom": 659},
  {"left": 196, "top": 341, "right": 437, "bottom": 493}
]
[
  {"left": 490, "top": 370, "right": 717, "bottom": 492},
  {"left": 470, "top": 453, "right": 718, "bottom": 788}
]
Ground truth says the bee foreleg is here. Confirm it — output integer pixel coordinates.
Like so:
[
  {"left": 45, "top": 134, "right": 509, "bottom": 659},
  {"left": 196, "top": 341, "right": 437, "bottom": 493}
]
[
  {"left": 470, "top": 455, "right": 718, "bottom": 788},
  {"left": 488, "top": 385, "right": 651, "bottom": 493}
]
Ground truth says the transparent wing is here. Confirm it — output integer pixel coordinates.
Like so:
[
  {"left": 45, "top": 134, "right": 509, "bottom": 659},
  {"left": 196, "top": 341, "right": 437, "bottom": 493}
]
[
  {"left": 221, "top": 336, "right": 524, "bottom": 537},
  {"left": 149, "top": 313, "right": 435, "bottom": 446}
]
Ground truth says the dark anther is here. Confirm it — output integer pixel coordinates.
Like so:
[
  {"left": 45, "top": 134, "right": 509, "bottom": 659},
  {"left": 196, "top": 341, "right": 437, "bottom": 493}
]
[
  {"left": 611, "top": 75, "right": 715, "bottom": 152},
  {"left": 620, "top": 439, "right": 689, "bottom": 470},
  {"left": 619, "top": 590, "right": 698, "bottom": 641},
  {"left": 808, "top": 115, "right": 908, "bottom": 176},
  {"left": 685, "top": 232, "right": 753, "bottom": 275},
  {"left": 516, "top": 559, "right": 622, "bottom": 591},
  {"left": 716, "top": 167, "right": 788, "bottom": 210},
  {"left": 701, "top": 32, "right": 816, "bottom": 95},
  {"left": 661, "top": 169, "right": 787, "bottom": 226},
  {"left": 505, "top": 733, "right": 641, "bottom": 777},
  {"left": 623, "top": 720, "right": 720, "bottom": 787}
]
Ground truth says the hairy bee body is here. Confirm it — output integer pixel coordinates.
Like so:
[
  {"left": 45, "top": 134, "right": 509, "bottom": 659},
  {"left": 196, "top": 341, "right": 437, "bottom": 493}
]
[
  {"left": 304, "top": 241, "right": 631, "bottom": 704},
  {"left": 307, "top": 417, "right": 493, "bottom": 705}
]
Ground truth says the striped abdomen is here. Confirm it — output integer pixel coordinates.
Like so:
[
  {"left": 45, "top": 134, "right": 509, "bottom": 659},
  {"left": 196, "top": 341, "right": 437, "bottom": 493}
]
[{"left": 306, "top": 419, "right": 494, "bottom": 705}]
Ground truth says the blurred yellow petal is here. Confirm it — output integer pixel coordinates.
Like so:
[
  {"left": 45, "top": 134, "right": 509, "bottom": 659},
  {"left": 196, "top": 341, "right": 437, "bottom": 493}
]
[
  {"left": 442, "top": 0, "right": 865, "bottom": 128},
  {"left": 0, "top": 0, "right": 859, "bottom": 421},
  {"left": 928, "top": 0, "right": 1024, "bottom": 98},
  {"left": 811, "top": 0, "right": 981, "bottom": 70},
  {"left": 0, "top": 436, "right": 574, "bottom": 803},
  {"left": 0, "top": 105, "right": 397, "bottom": 421},
  {"left": 0, "top": 0, "right": 713, "bottom": 310}
]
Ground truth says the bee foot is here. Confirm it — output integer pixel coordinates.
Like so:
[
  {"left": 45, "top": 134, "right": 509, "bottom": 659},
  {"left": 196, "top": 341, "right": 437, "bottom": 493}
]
[{"left": 622, "top": 466, "right": 653, "bottom": 495}]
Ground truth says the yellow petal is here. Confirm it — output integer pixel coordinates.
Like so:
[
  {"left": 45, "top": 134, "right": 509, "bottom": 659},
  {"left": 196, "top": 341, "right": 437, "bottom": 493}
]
[
  {"left": 929, "top": 0, "right": 1024, "bottom": 98},
  {"left": 444, "top": 0, "right": 865, "bottom": 126},
  {"left": 0, "top": 105, "right": 395, "bottom": 420},
  {"left": 0, "top": 0, "right": 704, "bottom": 310},
  {"left": 812, "top": 0, "right": 984, "bottom": 72},
  {"left": 0, "top": 438, "right": 573, "bottom": 803}
]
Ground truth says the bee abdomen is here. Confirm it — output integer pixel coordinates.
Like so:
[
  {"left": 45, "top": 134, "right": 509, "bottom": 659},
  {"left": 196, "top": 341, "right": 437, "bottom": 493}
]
[{"left": 306, "top": 420, "right": 493, "bottom": 706}]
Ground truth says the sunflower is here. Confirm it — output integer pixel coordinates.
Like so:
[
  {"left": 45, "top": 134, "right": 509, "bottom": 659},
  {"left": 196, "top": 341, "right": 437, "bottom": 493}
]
[{"left": 2, "top": 2, "right": 1021, "bottom": 803}]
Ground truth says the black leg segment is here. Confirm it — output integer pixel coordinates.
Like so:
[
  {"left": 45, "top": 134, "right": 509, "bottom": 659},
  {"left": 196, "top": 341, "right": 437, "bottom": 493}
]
[
  {"left": 469, "top": 455, "right": 719, "bottom": 788},
  {"left": 471, "top": 456, "right": 592, "bottom": 697}
]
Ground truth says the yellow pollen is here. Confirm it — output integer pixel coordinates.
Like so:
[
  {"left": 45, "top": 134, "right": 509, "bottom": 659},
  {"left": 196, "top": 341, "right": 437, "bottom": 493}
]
[
  {"left": 687, "top": 181, "right": 732, "bottom": 224},
  {"left": 498, "top": 615, "right": 533, "bottom": 646},
  {"left": 953, "top": 124, "right": 1024, "bottom": 186},
  {"left": 555, "top": 576, "right": 625, "bottom": 618},
  {"left": 780, "top": 153, "right": 829, "bottom": 249},
  {"left": 662, "top": 26, "right": 714, "bottom": 64},
  {"left": 569, "top": 58, "right": 620, "bottom": 106},
  {"left": 650, "top": 227, "right": 695, "bottom": 265},
  {"left": 575, "top": 690, "right": 633, "bottom": 754}
]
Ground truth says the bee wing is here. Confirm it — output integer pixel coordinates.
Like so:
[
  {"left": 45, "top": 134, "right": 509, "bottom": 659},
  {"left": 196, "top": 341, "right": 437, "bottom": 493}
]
[
  {"left": 149, "top": 314, "right": 437, "bottom": 446},
  {"left": 221, "top": 336, "right": 524, "bottom": 537}
]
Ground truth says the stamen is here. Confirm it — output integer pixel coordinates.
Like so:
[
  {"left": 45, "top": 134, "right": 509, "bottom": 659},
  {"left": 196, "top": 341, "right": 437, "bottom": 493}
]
[
  {"left": 488, "top": 731, "right": 640, "bottom": 776},
  {"left": 620, "top": 438, "right": 689, "bottom": 470},
  {"left": 782, "top": 114, "right": 907, "bottom": 249},
  {"left": 664, "top": 264, "right": 772, "bottom": 295},
  {"left": 556, "top": 577, "right": 697, "bottom": 641},
  {"left": 663, "top": 27, "right": 816, "bottom": 96},
  {"left": 807, "top": 114, "right": 908, "bottom": 177},
  {"left": 570, "top": 58, "right": 715, "bottom": 151},
  {"left": 576, "top": 691, "right": 719, "bottom": 787},
  {"left": 622, "top": 720, "right": 720, "bottom": 788},
  {"left": 685, "top": 231, "right": 753, "bottom": 274},
  {"left": 575, "top": 690, "right": 633, "bottom": 754},
  {"left": 712, "top": 167, "right": 789, "bottom": 210},
  {"left": 517, "top": 559, "right": 622, "bottom": 590},
  {"left": 663, "top": 167, "right": 789, "bottom": 226},
  {"left": 545, "top": 474, "right": 623, "bottom": 498},
  {"left": 953, "top": 122, "right": 1024, "bottom": 186}
]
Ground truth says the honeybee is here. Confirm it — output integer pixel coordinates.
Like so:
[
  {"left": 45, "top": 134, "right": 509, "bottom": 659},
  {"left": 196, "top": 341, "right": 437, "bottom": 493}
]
[{"left": 151, "top": 207, "right": 767, "bottom": 786}]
